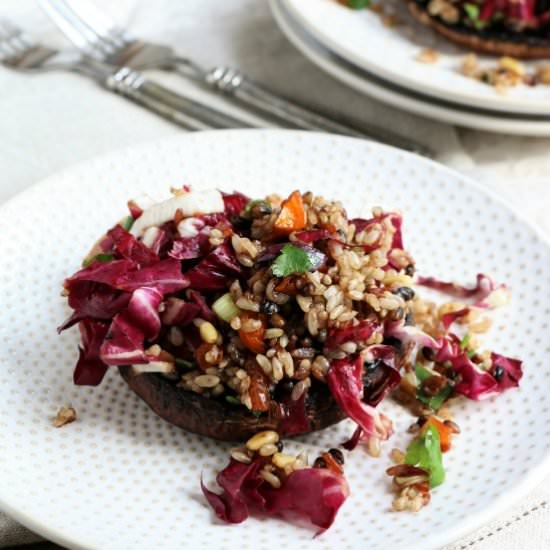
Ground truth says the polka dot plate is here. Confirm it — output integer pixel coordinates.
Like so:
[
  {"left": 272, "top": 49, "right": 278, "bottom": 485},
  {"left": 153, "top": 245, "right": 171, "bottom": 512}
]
[{"left": 0, "top": 130, "right": 549, "bottom": 550}]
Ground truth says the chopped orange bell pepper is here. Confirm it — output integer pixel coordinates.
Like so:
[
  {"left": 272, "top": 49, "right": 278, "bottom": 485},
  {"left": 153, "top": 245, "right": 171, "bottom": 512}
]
[
  {"left": 273, "top": 190, "right": 307, "bottom": 236},
  {"left": 195, "top": 342, "right": 215, "bottom": 370},
  {"left": 274, "top": 276, "right": 300, "bottom": 295},
  {"left": 238, "top": 312, "right": 266, "bottom": 354},
  {"left": 423, "top": 416, "right": 452, "bottom": 452}
]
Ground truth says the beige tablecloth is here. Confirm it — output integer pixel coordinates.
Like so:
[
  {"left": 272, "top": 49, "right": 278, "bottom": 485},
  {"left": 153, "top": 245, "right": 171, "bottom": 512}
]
[{"left": 1, "top": 0, "right": 549, "bottom": 548}]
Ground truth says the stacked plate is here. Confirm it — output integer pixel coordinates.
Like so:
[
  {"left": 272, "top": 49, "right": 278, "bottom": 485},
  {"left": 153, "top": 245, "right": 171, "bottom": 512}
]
[{"left": 270, "top": 0, "right": 550, "bottom": 135}]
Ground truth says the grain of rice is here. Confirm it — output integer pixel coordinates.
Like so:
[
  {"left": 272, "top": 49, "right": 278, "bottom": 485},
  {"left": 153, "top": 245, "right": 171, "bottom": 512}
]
[
  {"left": 211, "top": 384, "right": 224, "bottom": 396},
  {"left": 195, "top": 374, "right": 220, "bottom": 388},
  {"left": 236, "top": 296, "right": 260, "bottom": 312},
  {"left": 256, "top": 354, "right": 272, "bottom": 375},
  {"left": 241, "top": 318, "right": 262, "bottom": 332},
  {"left": 291, "top": 377, "right": 311, "bottom": 401},
  {"left": 349, "top": 289, "right": 364, "bottom": 301},
  {"left": 279, "top": 350, "right": 294, "bottom": 377},
  {"left": 329, "top": 304, "right": 345, "bottom": 320},
  {"left": 230, "top": 316, "right": 242, "bottom": 330},
  {"left": 379, "top": 296, "right": 402, "bottom": 311},
  {"left": 339, "top": 341, "right": 357, "bottom": 353},
  {"left": 296, "top": 294, "right": 312, "bottom": 312},
  {"left": 306, "top": 308, "right": 319, "bottom": 336},
  {"left": 367, "top": 436, "right": 381, "bottom": 457},
  {"left": 264, "top": 328, "right": 284, "bottom": 339},
  {"left": 260, "top": 469, "right": 281, "bottom": 489},
  {"left": 231, "top": 448, "right": 252, "bottom": 464},
  {"left": 168, "top": 326, "right": 184, "bottom": 347},
  {"left": 272, "top": 358, "right": 284, "bottom": 381}
]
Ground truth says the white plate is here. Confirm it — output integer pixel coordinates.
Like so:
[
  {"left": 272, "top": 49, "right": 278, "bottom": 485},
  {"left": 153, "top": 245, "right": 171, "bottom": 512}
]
[
  {"left": 272, "top": 0, "right": 550, "bottom": 136},
  {"left": 1, "top": 130, "right": 550, "bottom": 550},
  {"left": 282, "top": 0, "right": 550, "bottom": 115}
]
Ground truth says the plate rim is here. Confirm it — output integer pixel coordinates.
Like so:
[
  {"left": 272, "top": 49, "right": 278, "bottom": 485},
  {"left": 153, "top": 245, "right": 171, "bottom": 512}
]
[
  {"left": 1, "top": 129, "right": 549, "bottom": 550},
  {"left": 271, "top": 0, "right": 550, "bottom": 136},
  {"left": 282, "top": 0, "right": 550, "bottom": 115}
]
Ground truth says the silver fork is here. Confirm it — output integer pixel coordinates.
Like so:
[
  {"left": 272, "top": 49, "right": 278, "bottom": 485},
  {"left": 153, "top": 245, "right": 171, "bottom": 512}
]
[
  {"left": 39, "top": 0, "right": 428, "bottom": 154},
  {"left": 0, "top": 19, "right": 255, "bottom": 131}
]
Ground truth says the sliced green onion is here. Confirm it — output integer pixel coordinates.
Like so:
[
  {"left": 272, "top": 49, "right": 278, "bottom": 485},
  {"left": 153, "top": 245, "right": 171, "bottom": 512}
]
[
  {"left": 121, "top": 215, "right": 134, "bottom": 231},
  {"left": 225, "top": 396, "right": 241, "bottom": 406},
  {"left": 460, "top": 333, "right": 471, "bottom": 350},
  {"left": 212, "top": 293, "right": 241, "bottom": 322},
  {"left": 415, "top": 364, "right": 453, "bottom": 411},
  {"left": 415, "top": 364, "right": 432, "bottom": 383},
  {"left": 82, "top": 253, "right": 114, "bottom": 267},
  {"left": 463, "top": 2, "right": 479, "bottom": 20},
  {"left": 243, "top": 199, "right": 271, "bottom": 218},
  {"left": 348, "top": 0, "right": 370, "bottom": 8},
  {"left": 405, "top": 424, "right": 445, "bottom": 487},
  {"left": 175, "top": 358, "right": 194, "bottom": 369}
]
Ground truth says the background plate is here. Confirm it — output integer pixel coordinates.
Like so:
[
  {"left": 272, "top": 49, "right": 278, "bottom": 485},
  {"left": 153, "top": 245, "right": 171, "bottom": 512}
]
[
  {"left": 283, "top": 0, "right": 550, "bottom": 115},
  {"left": 271, "top": 0, "right": 550, "bottom": 136},
  {"left": 0, "top": 130, "right": 549, "bottom": 550}
]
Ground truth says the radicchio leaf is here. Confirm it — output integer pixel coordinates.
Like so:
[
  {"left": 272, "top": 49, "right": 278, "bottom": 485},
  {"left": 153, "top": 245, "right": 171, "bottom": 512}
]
[
  {"left": 188, "top": 289, "right": 216, "bottom": 323},
  {"left": 362, "top": 345, "right": 401, "bottom": 407},
  {"left": 222, "top": 191, "right": 250, "bottom": 218},
  {"left": 451, "top": 353, "right": 499, "bottom": 400},
  {"left": 64, "top": 259, "right": 137, "bottom": 290},
  {"left": 73, "top": 319, "right": 110, "bottom": 386},
  {"left": 327, "top": 354, "right": 393, "bottom": 440},
  {"left": 490, "top": 352, "right": 523, "bottom": 392},
  {"left": 260, "top": 467, "right": 349, "bottom": 533},
  {"left": 201, "top": 458, "right": 349, "bottom": 533},
  {"left": 108, "top": 224, "right": 159, "bottom": 266},
  {"left": 115, "top": 258, "right": 189, "bottom": 294},
  {"left": 58, "top": 282, "right": 130, "bottom": 332},
  {"left": 125, "top": 287, "right": 163, "bottom": 340},
  {"left": 186, "top": 241, "right": 243, "bottom": 291},
  {"left": 161, "top": 297, "right": 201, "bottom": 326},
  {"left": 99, "top": 311, "right": 148, "bottom": 366},
  {"left": 324, "top": 319, "right": 380, "bottom": 352}
]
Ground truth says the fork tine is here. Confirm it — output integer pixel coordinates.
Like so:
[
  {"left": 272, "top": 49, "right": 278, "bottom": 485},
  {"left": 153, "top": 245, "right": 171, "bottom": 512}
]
[
  {"left": 63, "top": 0, "right": 132, "bottom": 48},
  {"left": 39, "top": 0, "right": 106, "bottom": 57},
  {"left": 0, "top": 20, "right": 36, "bottom": 64}
]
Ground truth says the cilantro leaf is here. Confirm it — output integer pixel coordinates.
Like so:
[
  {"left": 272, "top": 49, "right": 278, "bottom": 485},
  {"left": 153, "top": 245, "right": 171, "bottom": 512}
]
[
  {"left": 272, "top": 244, "right": 313, "bottom": 278},
  {"left": 405, "top": 425, "right": 445, "bottom": 487},
  {"left": 225, "top": 395, "right": 242, "bottom": 406}
]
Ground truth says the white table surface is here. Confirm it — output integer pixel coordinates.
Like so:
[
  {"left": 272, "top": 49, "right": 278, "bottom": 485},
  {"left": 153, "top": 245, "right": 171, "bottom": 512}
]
[{"left": 1, "top": 1, "right": 549, "bottom": 548}]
